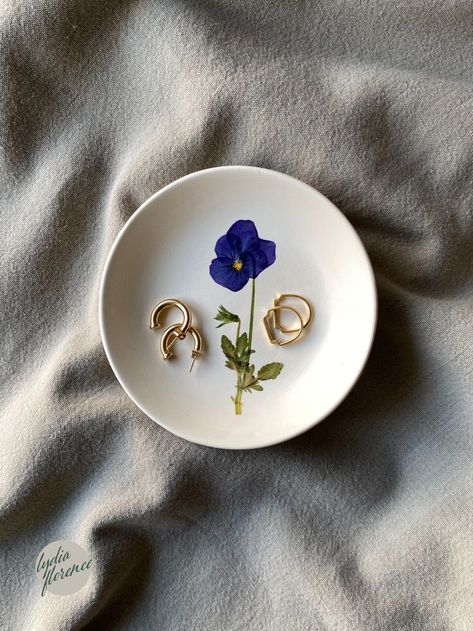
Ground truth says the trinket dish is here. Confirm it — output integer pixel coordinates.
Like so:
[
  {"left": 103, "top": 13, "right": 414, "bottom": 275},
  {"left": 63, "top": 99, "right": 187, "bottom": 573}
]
[{"left": 99, "top": 166, "right": 376, "bottom": 449}]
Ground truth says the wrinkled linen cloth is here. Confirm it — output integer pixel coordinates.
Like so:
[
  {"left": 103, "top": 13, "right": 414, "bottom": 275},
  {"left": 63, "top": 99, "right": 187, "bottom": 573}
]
[{"left": 1, "top": 1, "right": 472, "bottom": 629}]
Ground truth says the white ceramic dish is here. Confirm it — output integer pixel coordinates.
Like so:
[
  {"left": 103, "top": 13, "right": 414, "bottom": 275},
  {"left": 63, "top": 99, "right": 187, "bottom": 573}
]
[{"left": 99, "top": 166, "right": 376, "bottom": 449}]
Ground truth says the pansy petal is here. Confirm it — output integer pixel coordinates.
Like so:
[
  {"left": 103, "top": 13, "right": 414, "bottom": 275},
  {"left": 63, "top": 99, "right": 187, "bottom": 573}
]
[
  {"left": 257, "top": 238, "right": 276, "bottom": 266},
  {"left": 224, "top": 231, "right": 242, "bottom": 257},
  {"left": 244, "top": 250, "right": 266, "bottom": 278},
  {"left": 244, "top": 239, "right": 276, "bottom": 278},
  {"left": 215, "top": 234, "right": 238, "bottom": 259},
  {"left": 209, "top": 257, "right": 250, "bottom": 292},
  {"left": 227, "top": 219, "right": 260, "bottom": 252}
]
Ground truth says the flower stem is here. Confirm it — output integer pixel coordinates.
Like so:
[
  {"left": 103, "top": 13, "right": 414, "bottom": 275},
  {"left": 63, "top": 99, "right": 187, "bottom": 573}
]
[
  {"left": 248, "top": 278, "right": 256, "bottom": 354},
  {"left": 234, "top": 279, "right": 256, "bottom": 415},
  {"left": 235, "top": 374, "right": 243, "bottom": 415},
  {"left": 234, "top": 316, "right": 243, "bottom": 414}
]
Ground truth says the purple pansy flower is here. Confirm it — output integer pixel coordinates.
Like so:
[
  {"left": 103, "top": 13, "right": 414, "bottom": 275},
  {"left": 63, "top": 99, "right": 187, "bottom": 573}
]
[{"left": 210, "top": 220, "right": 276, "bottom": 291}]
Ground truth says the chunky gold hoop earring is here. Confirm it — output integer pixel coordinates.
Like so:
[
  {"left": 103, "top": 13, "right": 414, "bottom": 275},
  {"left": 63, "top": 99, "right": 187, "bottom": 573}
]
[
  {"left": 150, "top": 299, "right": 192, "bottom": 340},
  {"left": 188, "top": 327, "right": 204, "bottom": 373},
  {"left": 273, "top": 294, "right": 312, "bottom": 334},
  {"left": 160, "top": 324, "right": 183, "bottom": 360},
  {"left": 263, "top": 306, "right": 304, "bottom": 346},
  {"left": 160, "top": 324, "right": 204, "bottom": 372}
]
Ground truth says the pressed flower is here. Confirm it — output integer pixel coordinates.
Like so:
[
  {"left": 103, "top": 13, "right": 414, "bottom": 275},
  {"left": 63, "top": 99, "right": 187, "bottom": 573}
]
[
  {"left": 209, "top": 220, "right": 276, "bottom": 292},
  {"left": 210, "top": 219, "right": 282, "bottom": 415}
]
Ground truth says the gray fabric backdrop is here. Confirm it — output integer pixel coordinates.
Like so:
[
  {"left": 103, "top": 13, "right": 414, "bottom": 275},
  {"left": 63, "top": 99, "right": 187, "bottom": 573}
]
[{"left": 1, "top": 1, "right": 472, "bottom": 629}]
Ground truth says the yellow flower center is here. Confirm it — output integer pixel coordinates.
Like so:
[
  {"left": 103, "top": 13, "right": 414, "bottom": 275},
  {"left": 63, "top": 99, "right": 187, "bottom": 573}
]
[{"left": 233, "top": 259, "right": 243, "bottom": 271}]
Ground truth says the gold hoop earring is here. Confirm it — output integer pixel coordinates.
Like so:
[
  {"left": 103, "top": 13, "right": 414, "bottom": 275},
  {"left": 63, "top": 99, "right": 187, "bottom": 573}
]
[
  {"left": 150, "top": 299, "right": 192, "bottom": 340},
  {"left": 263, "top": 305, "right": 304, "bottom": 346},
  {"left": 273, "top": 294, "right": 312, "bottom": 334},
  {"left": 160, "top": 324, "right": 204, "bottom": 372}
]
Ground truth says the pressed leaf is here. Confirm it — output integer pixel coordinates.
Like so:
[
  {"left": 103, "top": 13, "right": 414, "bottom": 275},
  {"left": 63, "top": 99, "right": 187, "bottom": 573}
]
[
  {"left": 257, "top": 362, "right": 284, "bottom": 380},
  {"left": 242, "top": 372, "right": 256, "bottom": 388},
  {"left": 221, "top": 335, "right": 236, "bottom": 360},
  {"left": 243, "top": 382, "right": 264, "bottom": 393},
  {"left": 236, "top": 332, "right": 248, "bottom": 355}
]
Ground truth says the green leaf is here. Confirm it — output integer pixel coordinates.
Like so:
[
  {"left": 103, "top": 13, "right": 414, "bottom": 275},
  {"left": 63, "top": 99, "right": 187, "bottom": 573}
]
[
  {"left": 242, "top": 381, "right": 264, "bottom": 393},
  {"left": 257, "top": 362, "right": 284, "bottom": 380},
  {"left": 236, "top": 333, "right": 248, "bottom": 356},
  {"left": 241, "top": 347, "right": 254, "bottom": 359},
  {"left": 221, "top": 335, "right": 236, "bottom": 360},
  {"left": 225, "top": 359, "right": 237, "bottom": 371},
  {"left": 242, "top": 371, "right": 256, "bottom": 388},
  {"left": 215, "top": 305, "right": 240, "bottom": 328}
]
